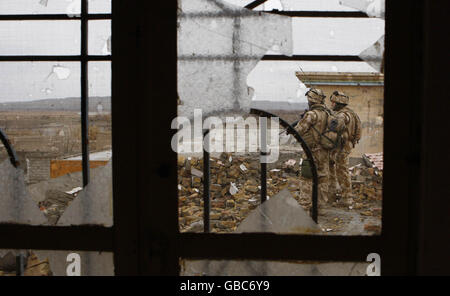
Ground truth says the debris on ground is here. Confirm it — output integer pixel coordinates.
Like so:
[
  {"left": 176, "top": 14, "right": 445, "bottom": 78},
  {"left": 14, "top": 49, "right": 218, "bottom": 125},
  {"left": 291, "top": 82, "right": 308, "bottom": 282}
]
[{"left": 178, "top": 152, "right": 382, "bottom": 235}]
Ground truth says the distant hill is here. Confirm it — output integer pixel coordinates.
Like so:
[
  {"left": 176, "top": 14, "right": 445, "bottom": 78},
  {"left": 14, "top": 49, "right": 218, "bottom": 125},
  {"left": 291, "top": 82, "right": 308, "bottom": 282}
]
[
  {"left": 0, "top": 97, "right": 111, "bottom": 112},
  {"left": 250, "top": 100, "right": 308, "bottom": 112},
  {"left": 0, "top": 97, "right": 307, "bottom": 113}
]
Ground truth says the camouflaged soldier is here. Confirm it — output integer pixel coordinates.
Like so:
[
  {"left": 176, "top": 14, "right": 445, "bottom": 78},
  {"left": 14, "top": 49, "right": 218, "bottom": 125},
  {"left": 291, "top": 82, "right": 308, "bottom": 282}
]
[
  {"left": 295, "top": 88, "right": 332, "bottom": 203},
  {"left": 328, "top": 91, "right": 362, "bottom": 204}
]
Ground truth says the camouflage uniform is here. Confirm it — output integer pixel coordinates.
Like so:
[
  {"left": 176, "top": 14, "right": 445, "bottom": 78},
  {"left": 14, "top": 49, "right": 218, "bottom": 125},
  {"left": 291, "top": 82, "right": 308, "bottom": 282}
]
[
  {"left": 328, "top": 92, "right": 362, "bottom": 201},
  {"left": 295, "top": 89, "right": 331, "bottom": 203}
]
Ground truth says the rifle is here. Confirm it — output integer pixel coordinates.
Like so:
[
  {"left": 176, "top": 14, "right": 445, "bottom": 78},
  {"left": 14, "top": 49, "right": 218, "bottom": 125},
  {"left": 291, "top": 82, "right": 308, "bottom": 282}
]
[{"left": 279, "top": 109, "right": 308, "bottom": 135}]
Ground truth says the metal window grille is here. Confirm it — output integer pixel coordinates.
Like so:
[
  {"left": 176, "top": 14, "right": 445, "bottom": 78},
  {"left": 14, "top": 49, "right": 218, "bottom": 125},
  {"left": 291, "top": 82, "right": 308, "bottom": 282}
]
[
  {"left": 0, "top": 0, "right": 426, "bottom": 276},
  {"left": 0, "top": 0, "right": 113, "bottom": 274},
  {"left": 196, "top": 0, "right": 372, "bottom": 232}
]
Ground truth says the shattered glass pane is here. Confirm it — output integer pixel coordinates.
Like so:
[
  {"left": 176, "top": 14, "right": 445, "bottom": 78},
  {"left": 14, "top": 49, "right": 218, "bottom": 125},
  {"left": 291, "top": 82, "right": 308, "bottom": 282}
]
[
  {"left": 359, "top": 35, "right": 384, "bottom": 72},
  {"left": 0, "top": 249, "right": 113, "bottom": 276},
  {"left": 55, "top": 62, "right": 113, "bottom": 226},
  {"left": 0, "top": 21, "right": 80, "bottom": 56},
  {"left": 339, "top": 0, "right": 385, "bottom": 18},
  {"left": 181, "top": 259, "right": 371, "bottom": 276},
  {"left": 0, "top": 62, "right": 82, "bottom": 225},
  {"left": 0, "top": 62, "right": 80, "bottom": 103},
  {"left": 89, "top": 0, "right": 112, "bottom": 14},
  {"left": 289, "top": 18, "right": 384, "bottom": 56},
  {"left": 0, "top": 160, "right": 47, "bottom": 225},
  {"left": 58, "top": 162, "right": 112, "bottom": 226},
  {"left": 89, "top": 20, "right": 112, "bottom": 55},
  {"left": 0, "top": 0, "right": 81, "bottom": 15},
  {"left": 221, "top": 0, "right": 257, "bottom": 8},
  {"left": 177, "top": 0, "right": 383, "bottom": 237},
  {"left": 178, "top": 0, "right": 293, "bottom": 119},
  {"left": 0, "top": 61, "right": 113, "bottom": 226},
  {"left": 254, "top": 0, "right": 359, "bottom": 11}
]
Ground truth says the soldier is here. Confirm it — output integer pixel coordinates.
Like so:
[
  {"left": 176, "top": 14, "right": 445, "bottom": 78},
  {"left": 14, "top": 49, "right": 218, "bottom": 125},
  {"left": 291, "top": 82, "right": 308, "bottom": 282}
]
[
  {"left": 295, "top": 88, "right": 332, "bottom": 203},
  {"left": 328, "top": 91, "right": 362, "bottom": 205}
]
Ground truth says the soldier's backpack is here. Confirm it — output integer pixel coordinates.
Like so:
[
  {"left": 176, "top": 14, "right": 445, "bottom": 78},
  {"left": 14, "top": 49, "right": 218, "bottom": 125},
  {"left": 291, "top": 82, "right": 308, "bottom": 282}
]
[
  {"left": 311, "top": 107, "right": 346, "bottom": 150},
  {"left": 344, "top": 108, "right": 362, "bottom": 147}
]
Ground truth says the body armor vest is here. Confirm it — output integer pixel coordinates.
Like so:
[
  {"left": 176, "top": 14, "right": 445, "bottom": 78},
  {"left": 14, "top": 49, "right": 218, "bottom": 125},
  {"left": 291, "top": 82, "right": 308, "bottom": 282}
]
[{"left": 301, "top": 104, "right": 330, "bottom": 149}]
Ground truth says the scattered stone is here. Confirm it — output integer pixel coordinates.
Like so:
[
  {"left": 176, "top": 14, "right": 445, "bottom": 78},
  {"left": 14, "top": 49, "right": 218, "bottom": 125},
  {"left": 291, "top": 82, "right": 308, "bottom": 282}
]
[
  {"left": 229, "top": 183, "right": 239, "bottom": 195},
  {"left": 245, "top": 185, "right": 259, "bottom": 193},
  {"left": 178, "top": 154, "right": 382, "bottom": 234},
  {"left": 371, "top": 207, "right": 382, "bottom": 216},
  {"left": 191, "top": 167, "right": 203, "bottom": 178},
  {"left": 226, "top": 199, "right": 235, "bottom": 209},
  {"left": 360, "top": 211, "right": 373, "bottom": 216}
]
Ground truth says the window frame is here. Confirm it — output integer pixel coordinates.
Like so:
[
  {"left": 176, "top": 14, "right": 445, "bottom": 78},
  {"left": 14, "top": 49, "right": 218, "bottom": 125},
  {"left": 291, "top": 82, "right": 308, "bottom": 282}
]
[
  {"left": 0, "top": 0, "right": 425, "bottom": 276},
  {"left": 134, "top": 0, "right": 421, "bottom": 276}
]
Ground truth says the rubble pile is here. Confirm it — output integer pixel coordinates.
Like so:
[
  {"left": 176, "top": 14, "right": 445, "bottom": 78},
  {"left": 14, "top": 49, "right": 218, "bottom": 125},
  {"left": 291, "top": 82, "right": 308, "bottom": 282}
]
[
  {"left": 27, "top": 173, "right": 83, "bottom": 225},
  {"left": 363, "top": 152, "right": 383, "bottom": 171},
  {"left": 37, "top": 189, "right": 79, "bottom": 225},
  {"left": 178, "top": 152, "right": 383, "bottom": 235},
  {"left": 178, "top": 153, "right": 313, "bottom": 233},
  {"left": 350, "top": 163, "right": 383, "bottom": 205}
]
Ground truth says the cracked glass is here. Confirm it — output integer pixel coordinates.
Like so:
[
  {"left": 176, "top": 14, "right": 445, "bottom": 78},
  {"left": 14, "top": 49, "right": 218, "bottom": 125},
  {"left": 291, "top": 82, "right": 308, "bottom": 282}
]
[
  {"left": 0, "top": 0, "right": 81, "bottom": 15},
  {"left": 0, "top": 0, "right": 112, "bottom": 228},
  {"left": 177, "top": 0, "right": 384, "bottom": 237},
  {"left": 0, "top": 21, "right": 80, "bottom": 56}
]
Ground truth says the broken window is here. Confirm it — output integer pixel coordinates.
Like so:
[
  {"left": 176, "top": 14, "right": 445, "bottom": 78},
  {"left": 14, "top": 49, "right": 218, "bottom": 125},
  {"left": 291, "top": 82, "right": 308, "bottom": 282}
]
[
  {"left": 0, "top": 0, "right": 113, "bottom": 231},
  {"left": 88, "top": 20, "right": 111, "bottom": 55},
  {"left": 0, "top": 21, "right": 80, "bottom": 56},
  {"left": 0, "top": 0, "right": 81, "bottom": 15},
  {"left": 177, "top": 0, "right": 384, "bottom": 244}
]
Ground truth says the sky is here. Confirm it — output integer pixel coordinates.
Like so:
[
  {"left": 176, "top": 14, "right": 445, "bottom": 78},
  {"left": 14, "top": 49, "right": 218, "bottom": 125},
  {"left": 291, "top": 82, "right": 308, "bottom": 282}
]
[{"left": 0, "top": 0, "right": 384, "bottom": 103}]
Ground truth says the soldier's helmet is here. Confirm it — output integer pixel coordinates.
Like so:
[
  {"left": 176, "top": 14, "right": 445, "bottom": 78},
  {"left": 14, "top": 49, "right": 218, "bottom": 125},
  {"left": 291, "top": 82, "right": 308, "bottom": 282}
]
[
  {"left": 330, "top": 91, "right": 349, "bottom": 105},
  {"left": 305, "top": 88, "right": 326, "bottom": 104}
]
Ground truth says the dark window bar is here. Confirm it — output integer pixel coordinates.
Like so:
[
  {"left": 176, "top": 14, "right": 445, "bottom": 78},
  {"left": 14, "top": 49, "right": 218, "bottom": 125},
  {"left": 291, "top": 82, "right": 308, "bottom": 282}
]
[
  {"left": 0, "top": 14, "right": 111, "bottom": 21},
  {"left": 245, "top": 0, "right": 369, "bottom": 17},
  {"left": 81, "top": 0, "right": 90, "bottom": 187},
  {"left": 203, "top": 130, "right": 211, "bottom": 233},
  {"left": 262, "top": 55, "right": 364, "bottom": 62},
  {"left": 178, "top": 233, "right": 380, "bottom": 261},
  {"left": 0, "top": 56, "right": 111, "bottom": 62},
  {"left": 180, "top": 11, "right": 369, "bottom": 18},
  {"left": 245, "top": 0, "right": 269, "bottom": 9},
  {"left": 266, "top": 11, "right": 370, "bottom": 18},
  {"left": 0, "top": 225, "right": 114, "bottom": 251},
  {"left": 15, "top": 255, "right": 25, "bottom": 276},
  {"left": 0, "top": 128, "right": 19, "bottom": 168},
  {"left": 178, "top": 55, "right": 363, "bottom": 62},
  {"left": 260, "top": 117, "right": 268, "bottom": 204}
]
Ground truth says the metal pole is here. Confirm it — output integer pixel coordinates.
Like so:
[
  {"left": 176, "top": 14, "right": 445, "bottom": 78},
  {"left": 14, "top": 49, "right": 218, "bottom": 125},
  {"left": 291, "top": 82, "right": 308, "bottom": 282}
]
[
  {"left": 203, "top": 130, "right": 211, "bottom": 233},
  {"left": 15, "top": 254, "right": 25, "bottom": 276},
  {"left": 260, "top": 117, "right": 267, "bottom": 203},
  {"left": 0, "top": 128, "right": 19, "bottom": 168},
  {"left": 81, "top": 0, "right": 90, "bottom": 187},
  {"left": 251, "top": 108, "right": 318, "bottom": 222}
]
